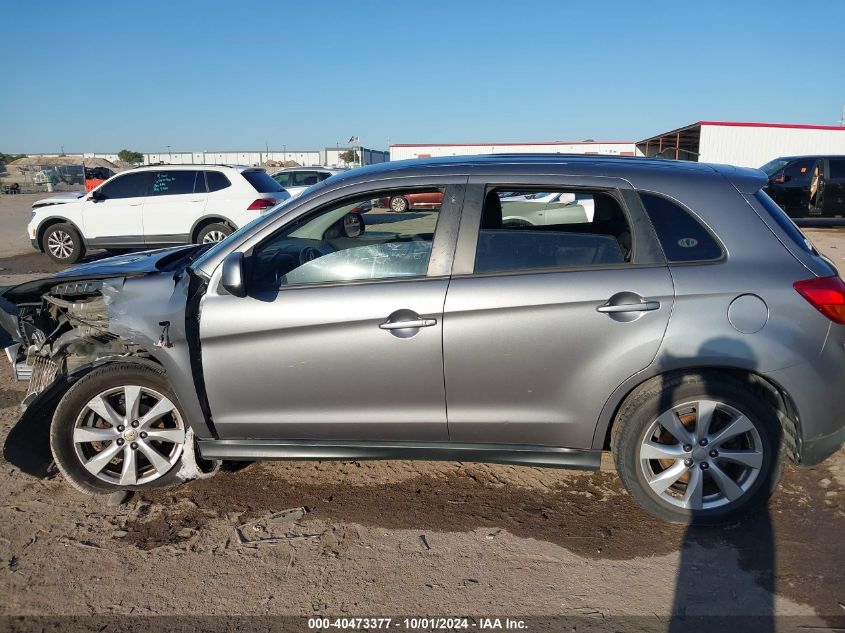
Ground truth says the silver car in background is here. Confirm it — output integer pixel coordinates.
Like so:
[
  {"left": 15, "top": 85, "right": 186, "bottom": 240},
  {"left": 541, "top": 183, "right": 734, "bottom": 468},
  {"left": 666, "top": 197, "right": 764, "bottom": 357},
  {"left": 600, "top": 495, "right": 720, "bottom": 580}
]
[{"left": 2, "top": 154, "right": 844, "bottom": 525}]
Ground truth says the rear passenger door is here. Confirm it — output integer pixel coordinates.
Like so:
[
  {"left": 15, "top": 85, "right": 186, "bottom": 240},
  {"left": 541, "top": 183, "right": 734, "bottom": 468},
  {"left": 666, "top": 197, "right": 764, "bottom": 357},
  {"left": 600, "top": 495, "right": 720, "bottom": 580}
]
[
  {"left": 442, "top": 176, "right": 673, "bottom": 449},
  {"left": 142, "top": 170, "right": 208, "bottom": 244},
  {"left": 822, "top": 159, "right": 845, "bottom": 217}
]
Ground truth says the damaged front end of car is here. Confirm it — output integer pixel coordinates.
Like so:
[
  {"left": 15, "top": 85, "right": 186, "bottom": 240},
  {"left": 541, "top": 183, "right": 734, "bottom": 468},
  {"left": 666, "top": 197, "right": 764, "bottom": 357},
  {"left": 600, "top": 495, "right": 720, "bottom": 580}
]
[
  {"left": 0, "top": 246, "right": 221, "bottom": 482},
  {"left": 2, "top": 279, "right": 150, "bottom": 408}
]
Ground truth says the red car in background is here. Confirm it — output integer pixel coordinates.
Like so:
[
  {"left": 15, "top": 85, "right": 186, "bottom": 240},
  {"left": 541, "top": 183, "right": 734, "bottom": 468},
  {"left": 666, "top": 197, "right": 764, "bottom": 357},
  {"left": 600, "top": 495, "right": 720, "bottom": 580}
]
[{"left": 375, "top": 191, "right": 443, "bottom": 213}]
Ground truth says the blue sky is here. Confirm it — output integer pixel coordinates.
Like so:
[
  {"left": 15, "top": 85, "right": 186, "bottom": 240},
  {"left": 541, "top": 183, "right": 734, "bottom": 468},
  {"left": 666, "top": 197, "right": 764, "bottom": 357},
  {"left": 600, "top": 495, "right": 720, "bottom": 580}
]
[{"left": 2, "top": 0, "right": 844, "bottom": 153}]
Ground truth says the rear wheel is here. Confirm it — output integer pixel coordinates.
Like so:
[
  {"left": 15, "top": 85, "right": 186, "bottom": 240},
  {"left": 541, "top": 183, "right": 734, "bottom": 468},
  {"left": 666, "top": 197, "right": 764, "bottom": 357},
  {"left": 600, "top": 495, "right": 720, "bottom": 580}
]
[
  {"left": 389, "top": 196, "right": 409, "bottom": 213},
  {"left": 50, "top": 363, "right": 187, "bottom": 495},
  {"left": 42, "top": 223, "right": 85, "bottom": 264},
  {"left": 196, "top": 222, "right": 232, "bottom": 244},
  {"left": 611, "top": 373, "right": 784, "bottom": 525}
]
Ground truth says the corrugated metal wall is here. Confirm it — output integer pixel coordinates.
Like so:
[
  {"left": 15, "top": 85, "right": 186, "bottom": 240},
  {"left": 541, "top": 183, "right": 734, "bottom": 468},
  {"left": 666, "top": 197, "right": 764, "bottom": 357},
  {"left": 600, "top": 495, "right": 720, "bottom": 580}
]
[
  {"left": 389, "top": 143, "right": 639, "bottom": 161},
  {"left": 699, "top": 125, "right": 845, "bottom": 168}
]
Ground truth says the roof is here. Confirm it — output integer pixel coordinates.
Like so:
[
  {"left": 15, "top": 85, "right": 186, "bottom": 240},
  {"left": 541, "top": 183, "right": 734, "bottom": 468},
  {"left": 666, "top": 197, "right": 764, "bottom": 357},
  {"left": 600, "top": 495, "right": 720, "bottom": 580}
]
[
  {"left": 327, "top": 154, "right": 762, "bottom": 191},
  {"left": 131, "top": 163, "right": 261, "bottom": 171},
  {"left": 390, "top": 141, "right": 634, "bottom": 148}
]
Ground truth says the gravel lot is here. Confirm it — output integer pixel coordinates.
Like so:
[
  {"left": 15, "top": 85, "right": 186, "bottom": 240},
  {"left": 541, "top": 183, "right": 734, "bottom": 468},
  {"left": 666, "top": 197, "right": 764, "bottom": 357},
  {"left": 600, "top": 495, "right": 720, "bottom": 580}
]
[{"left": 0, "top": 192, "right": 843, "bottom": 627}]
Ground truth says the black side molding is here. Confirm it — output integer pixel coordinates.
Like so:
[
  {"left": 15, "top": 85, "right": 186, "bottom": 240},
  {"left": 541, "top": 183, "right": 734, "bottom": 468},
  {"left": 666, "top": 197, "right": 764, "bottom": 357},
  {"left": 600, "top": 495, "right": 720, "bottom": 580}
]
[{"left": 197, "top": 439, "right": 601, "bottom": 470}]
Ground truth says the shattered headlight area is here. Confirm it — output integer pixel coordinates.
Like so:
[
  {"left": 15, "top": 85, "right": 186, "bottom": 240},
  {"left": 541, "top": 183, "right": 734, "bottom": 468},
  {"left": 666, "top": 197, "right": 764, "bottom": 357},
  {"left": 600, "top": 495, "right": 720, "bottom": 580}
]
[{"left": 3, "top": 279, "right": 147, "bottom": 406}]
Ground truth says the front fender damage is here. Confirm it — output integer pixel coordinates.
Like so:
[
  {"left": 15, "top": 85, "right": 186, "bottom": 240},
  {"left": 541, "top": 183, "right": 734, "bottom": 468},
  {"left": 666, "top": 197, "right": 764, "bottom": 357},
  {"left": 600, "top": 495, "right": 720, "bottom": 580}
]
[{"left": 2, "top": 273, "right": 217, "bottom": 482}]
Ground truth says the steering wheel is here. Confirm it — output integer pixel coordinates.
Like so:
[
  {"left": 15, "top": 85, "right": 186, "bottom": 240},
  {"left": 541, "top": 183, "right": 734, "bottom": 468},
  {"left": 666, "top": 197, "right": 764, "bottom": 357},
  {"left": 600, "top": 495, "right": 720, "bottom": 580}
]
[{"left": 299, "top": 246, "right": 322, "bottom": 265}]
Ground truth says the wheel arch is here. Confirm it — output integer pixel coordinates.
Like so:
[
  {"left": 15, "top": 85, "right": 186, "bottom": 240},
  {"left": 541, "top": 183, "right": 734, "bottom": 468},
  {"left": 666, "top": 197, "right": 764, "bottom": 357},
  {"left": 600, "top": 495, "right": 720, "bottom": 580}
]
[
  {"left": 36, "top": 216, "right": 83, "bottom": 252},
  {"left": 190, "top": 215, "right": 236, "bottom": 243},
  {"left": 595, "top": 366, "right": 801, "bottom": 462}
]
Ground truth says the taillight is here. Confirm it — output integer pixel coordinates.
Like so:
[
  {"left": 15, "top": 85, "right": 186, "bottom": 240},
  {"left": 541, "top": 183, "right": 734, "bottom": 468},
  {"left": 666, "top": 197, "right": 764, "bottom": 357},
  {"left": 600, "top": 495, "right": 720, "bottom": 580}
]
[
  {"left": 247, "top": 198, "right": 276, "bottom": 211},
  {"left": 793, "top": 275, "right": 845, "bottom": 324}
]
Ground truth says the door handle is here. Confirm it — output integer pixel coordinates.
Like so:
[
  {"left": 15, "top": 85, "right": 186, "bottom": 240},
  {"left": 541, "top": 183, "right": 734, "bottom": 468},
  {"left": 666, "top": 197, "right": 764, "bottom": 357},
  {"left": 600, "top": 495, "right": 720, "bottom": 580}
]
[
  {"left": 379, "top": 318, "right": 437, "bottom": 330},
  {"left": 128, "top": 201, "right": 143, "bottom": 207},
  {"left": 597, "top": 301, "right": 660, "bottom": 313}
]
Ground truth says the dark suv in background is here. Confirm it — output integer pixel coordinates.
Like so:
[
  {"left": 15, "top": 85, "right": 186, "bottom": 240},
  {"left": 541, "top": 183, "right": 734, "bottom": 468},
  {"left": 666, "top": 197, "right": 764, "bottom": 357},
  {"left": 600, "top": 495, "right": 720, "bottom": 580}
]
[{"left": 762, "top": 155, "right": 845, "bottom": 221}]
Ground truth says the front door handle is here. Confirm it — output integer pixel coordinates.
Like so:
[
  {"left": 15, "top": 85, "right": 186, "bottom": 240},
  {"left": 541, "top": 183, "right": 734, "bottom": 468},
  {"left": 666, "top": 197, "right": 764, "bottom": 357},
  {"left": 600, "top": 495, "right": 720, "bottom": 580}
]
[
  {"left": 379, "top": 318, "right": 437, "bottom": 330},
  {"left": 597, "top": 301, "right": 660, "bottom": 313}
]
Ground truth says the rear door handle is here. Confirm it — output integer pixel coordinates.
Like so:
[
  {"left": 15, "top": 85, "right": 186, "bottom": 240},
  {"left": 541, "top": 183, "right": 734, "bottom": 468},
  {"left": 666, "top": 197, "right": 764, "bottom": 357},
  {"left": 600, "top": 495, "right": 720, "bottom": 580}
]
[
  {"left": 597, "top": 301, "right": 660, "bottom": 313},
  {"left": 379, "top": 318, "right": 437, "bottom": 330}
]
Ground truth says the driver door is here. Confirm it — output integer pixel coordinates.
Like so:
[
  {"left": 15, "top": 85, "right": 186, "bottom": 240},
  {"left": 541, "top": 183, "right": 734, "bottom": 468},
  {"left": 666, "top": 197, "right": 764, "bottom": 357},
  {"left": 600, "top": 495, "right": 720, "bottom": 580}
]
[
  {"left": 82, "top": 172, "right": 148, "bottom": 241},
  {"left": 199, "top": 183, "right": 465, "bottom": 441}
]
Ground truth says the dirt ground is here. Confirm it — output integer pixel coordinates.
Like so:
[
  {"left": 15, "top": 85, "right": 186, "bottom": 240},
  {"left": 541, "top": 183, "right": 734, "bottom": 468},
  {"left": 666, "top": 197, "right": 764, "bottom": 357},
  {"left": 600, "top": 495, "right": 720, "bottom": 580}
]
[{"left": 0, "top": 192, "right": 843, "bottom": 628}]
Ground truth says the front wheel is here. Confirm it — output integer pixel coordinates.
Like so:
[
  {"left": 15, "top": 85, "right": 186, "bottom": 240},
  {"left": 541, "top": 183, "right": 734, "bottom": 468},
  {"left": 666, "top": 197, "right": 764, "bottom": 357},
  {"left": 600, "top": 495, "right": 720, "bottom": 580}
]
[
  {"left": 42, "top": 223, "right": 85, "bottom": 264},
  {"left": 50, "top": 363, "right": 188, "bottom": 495},
  {"left": 611, "top": 373, "right": 784, "bottom": 525}
]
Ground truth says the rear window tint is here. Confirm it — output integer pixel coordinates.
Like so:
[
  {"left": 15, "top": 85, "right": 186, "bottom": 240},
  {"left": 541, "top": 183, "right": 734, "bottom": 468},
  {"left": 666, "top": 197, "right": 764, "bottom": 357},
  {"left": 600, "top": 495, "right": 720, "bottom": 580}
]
[
  {"left": 242, "top": 170, "right": 285, "bottom": 193},
  {"left": 639, "top": 192, "right": 723, "bottom": 262},
  {"left": 754, "top": 190, "right": 817, "bottom": 254},
  {"left": 206, "top": 171, "right": 231, "bottom": 192}
]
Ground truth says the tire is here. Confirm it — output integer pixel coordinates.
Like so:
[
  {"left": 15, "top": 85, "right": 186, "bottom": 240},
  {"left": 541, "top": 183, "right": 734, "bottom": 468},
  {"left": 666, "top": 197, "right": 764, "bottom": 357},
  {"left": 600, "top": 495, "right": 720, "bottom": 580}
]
[
  {"left": 389, "top": 196, "right": 409, "bottom": 213},
  {"left": 50, "top": 363, "right": 188, "bottom": 495},
  {"left": 42, "top": 222, "right": 85, "bottom": 264},
  {"left": 611, "top": 372, "right": 784, "bottom": 525},
  {"left": 196, "top": 222, "right": 232, "bottom": 244}
]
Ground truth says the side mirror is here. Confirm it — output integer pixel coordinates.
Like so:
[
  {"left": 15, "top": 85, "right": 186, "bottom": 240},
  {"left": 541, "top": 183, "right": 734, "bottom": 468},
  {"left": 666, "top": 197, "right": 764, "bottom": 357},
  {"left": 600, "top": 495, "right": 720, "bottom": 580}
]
[
  {"left": 90, "top": 189, "right": 106, "bottom": 202},
  {"left": 221, "top": 252, "right": 247, "bottom": 297},
  {"left": 342, "top": 212, "right": 365, "bottom": 238}
]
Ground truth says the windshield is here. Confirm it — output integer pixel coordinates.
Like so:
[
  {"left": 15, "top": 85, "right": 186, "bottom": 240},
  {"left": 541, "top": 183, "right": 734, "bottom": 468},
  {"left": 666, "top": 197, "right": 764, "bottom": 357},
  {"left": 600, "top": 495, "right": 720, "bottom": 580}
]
[{"left": 760, "top": 159, "right": 790, "bottom": 177}]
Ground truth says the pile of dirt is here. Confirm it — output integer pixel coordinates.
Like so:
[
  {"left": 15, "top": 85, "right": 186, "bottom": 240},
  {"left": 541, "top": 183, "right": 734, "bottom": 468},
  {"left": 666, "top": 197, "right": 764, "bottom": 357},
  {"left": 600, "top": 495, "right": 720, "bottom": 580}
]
[{"left": 263, "top": 160, "right": 301, "bottom": 169}]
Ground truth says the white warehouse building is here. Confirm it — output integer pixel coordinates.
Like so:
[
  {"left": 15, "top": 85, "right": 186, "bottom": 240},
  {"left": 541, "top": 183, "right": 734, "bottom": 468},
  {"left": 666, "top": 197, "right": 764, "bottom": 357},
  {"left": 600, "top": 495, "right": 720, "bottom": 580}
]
[
  {"left": 389, "top": 141, "right": 639, "bottom": 161},
  {"left": 636, "top": 121, "right": 845, "bottom": 167}
]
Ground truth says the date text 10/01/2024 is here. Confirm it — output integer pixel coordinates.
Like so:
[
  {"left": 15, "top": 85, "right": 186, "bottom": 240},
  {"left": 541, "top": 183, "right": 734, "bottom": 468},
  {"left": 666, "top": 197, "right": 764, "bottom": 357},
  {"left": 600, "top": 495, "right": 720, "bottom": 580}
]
[{"left": 307, "top": 618, "right": 528, "bottom": 630}]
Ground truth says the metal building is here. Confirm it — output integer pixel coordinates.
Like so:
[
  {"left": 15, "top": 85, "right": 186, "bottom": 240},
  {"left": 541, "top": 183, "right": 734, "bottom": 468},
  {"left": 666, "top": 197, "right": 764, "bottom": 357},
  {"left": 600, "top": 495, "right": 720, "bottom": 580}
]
[
  {"left": 389, "top": 141, "right": 638, "bottom": 161},
  {"left": 637, "top": 121, "right": 845, "bottom": 168}
]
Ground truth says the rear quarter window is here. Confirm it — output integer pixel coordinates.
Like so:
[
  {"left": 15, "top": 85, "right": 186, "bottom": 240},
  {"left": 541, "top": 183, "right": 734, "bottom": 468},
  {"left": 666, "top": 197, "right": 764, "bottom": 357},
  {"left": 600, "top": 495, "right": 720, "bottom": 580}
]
[
  {"left": 206, "top": 171, "right": 231, "bottom": 192},
  {"left": 242, "top": 170, "right": 285, "bottom": 193},
  {"left": 754, "top": 190, "right": 817, "bottom": 254},
  {"left": 639, "top": 192, "right": 723, "bottom": 262}
]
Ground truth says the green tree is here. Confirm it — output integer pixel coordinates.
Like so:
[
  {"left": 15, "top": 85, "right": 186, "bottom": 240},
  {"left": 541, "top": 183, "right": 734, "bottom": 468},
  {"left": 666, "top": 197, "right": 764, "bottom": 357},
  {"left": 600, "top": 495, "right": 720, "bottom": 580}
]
[
  {"left": 338, "top": 149, "right": 359, "bottom": 165},
  {"left": 0, "top": 152, "right": 25, "bottom": 164},
  {"left": 117, "top": 149, "right": 144, "bottom": 164}
]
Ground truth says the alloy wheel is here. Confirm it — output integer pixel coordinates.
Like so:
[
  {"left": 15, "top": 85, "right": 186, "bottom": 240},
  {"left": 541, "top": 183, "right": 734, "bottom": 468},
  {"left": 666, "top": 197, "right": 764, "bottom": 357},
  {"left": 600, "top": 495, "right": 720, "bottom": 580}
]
[
  {"left": 638, "top": 400, "right": 763, "bottom": 510},
  {"left": 202, "top": 230, "right": 227, "bottom": 243},
  {"left": 47, "top": 230, "right": 74, "bottom": 259},
  {"left": 390, "top": 197, "right": 408, "bottom": 213},
  {"left": 72, "top": 385, "right": 185, "bottom": 486}
]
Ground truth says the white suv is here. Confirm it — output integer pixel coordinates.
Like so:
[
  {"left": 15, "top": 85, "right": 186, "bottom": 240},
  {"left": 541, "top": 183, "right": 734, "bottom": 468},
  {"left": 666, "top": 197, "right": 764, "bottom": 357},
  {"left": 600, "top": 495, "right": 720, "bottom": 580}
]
[
  {"left": 28, "top": 165, "right": 290, "bottom": 263},
  {"left": 270, "top": 167, "right": 344, "bottom": 198}
]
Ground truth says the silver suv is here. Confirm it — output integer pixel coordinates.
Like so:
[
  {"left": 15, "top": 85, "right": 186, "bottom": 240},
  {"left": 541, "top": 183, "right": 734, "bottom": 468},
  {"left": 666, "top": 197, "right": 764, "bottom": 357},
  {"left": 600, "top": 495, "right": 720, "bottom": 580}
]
[{"left": 2, "top": 155, "right": 843, "bottom": 524}]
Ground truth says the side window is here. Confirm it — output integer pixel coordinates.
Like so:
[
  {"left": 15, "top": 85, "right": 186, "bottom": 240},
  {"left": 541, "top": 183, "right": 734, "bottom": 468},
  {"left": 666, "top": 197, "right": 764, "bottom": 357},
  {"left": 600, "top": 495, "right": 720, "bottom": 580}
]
[
  {"left": 149, "top": 171, "right": 198, "bottom": 196},
  {"left": 250, "top": 189, "right": 443, "bottom": 289},
  {"left": 639, "top": 192, "right": 722, "bottom": 262},
  {"left": 292, "top": 171, "right": 320, "bottom": 186},
  {"left": 206, "top": 171, "right": 231, "bottom": 192},
  {"left": 474, "top": 187, "right": 632, "bottom": 274},
  {"left": 829, "top": 160, "right": 845, "bottom": 181},
  {"left": 783, "top": 159, "right": 816, "bottom": 185},
  {"left": 98, "top": 173, "right": 149, "bottom": 199},
  {"left": 272, "top": 172, "right": 292, "bottom": 187},
  {"left": 318, "top": 172, "right": 333, "bottom": 182}
]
